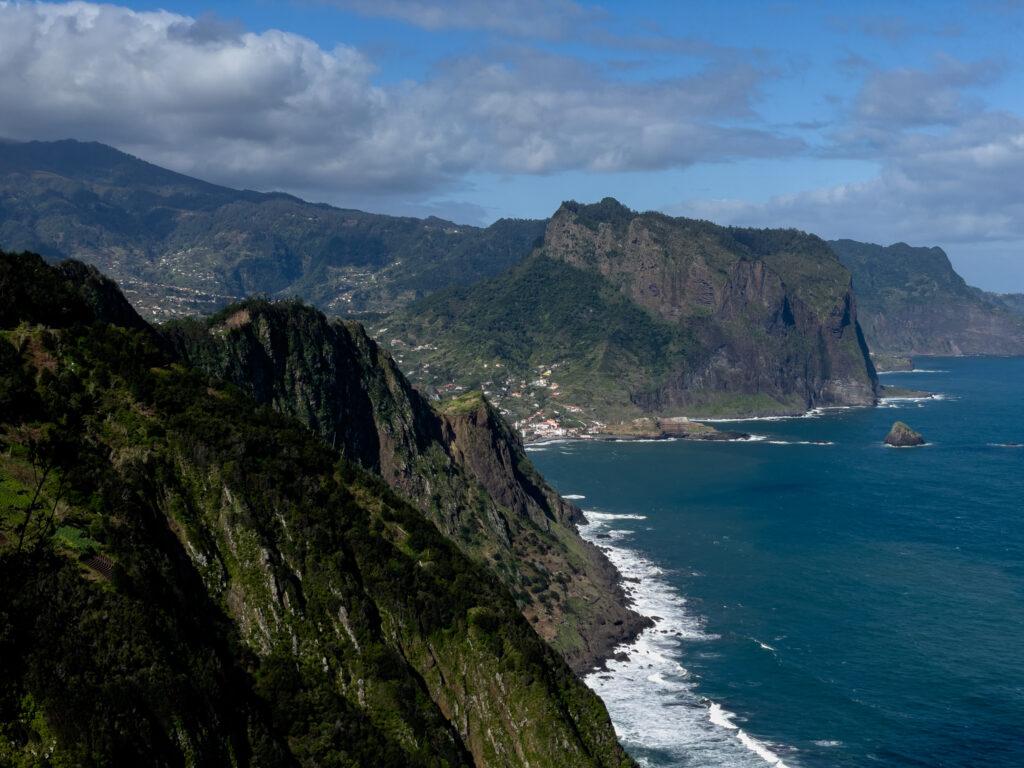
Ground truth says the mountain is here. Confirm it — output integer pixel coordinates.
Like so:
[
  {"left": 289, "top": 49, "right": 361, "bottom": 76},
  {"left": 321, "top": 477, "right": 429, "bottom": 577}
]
[
  {"left": 829, "top": 239, "right": 1024, "bottom": 356},
  {"left": 160, "top": 300, "right": 647, "bottom": 671},
  {"left": 973, "top": 288, "right": 1024, "bottom": 321},
  {"left": 381, "top": 199, "right": 878, "bottom": 428},
  {"left": 0, "top": 250, "right": 636, "bottom": 767},
  {"left": 0, "top": 139, "right": 544, "bottom": 318}
]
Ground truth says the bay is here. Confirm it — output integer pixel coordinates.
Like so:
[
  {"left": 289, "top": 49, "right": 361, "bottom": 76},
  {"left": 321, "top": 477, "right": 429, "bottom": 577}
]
[{"left": 528, "top": 357, "right": 1024, "bottom": 767}]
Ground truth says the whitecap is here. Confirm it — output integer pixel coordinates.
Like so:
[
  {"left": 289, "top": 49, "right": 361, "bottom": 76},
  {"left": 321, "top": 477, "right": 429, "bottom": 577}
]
[
  {"left": 579, "top": 513, "right": 799, "bottom": 767},
  {"left": 584, "top": 511, "right": 648, "bottom": 521},
  {"left": 562, "top": 493, "right": 586, "bottom": 499}
]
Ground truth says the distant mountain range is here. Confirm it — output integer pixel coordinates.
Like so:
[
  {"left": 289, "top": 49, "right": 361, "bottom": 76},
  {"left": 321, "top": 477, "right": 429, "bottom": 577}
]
[
  {"left": 0, "top": 138, "right": 543, "bottom": 318},
  {"left": 3, "top": 138, "right": 1023, "bottom": 427},
  {"left": 829, "top": 239, "right": 1024, "bottom": 356}
]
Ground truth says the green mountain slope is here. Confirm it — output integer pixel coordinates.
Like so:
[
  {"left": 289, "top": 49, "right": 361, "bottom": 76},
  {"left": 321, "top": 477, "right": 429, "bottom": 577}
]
[
  {"left": 160, "top": 299, "right": 647, "bottom": 671},
  {"left": 0, "top": 139, "right": 544, "bottom": 318},
  {"left": 0, "top": 250, "right": 635, "bottom": 768},
  {"left": 382, "top": 200, "right": 877, "bottom": 427},
  {"left": 829, "top": 239, "right": 1024, "bottom": 355}
]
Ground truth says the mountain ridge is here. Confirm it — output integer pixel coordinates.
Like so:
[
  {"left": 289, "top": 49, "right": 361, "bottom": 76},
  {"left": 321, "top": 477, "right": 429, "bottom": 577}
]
[
  {"left": 829, "top": 239, "right": 1024, "bottom": 356},
  {"left": 161, "top": 297, "right": 648, "bottom": 671},
  {"left": 0, "top": 138, "right": 545, "bottom": 318},
  {"left": 0, "top": 249, "right": 636, "bottom": 767}
]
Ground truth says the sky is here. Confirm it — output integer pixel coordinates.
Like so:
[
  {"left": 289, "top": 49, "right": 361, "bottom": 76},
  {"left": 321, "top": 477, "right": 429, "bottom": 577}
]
[{"left": 1, "top": 1, "right": 1023, "bottom": 290}]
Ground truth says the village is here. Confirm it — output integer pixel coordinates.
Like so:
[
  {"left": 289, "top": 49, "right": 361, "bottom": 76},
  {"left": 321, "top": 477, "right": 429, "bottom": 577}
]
[{"left": 380, "top": 338, "right": 611, "bottom": 442}]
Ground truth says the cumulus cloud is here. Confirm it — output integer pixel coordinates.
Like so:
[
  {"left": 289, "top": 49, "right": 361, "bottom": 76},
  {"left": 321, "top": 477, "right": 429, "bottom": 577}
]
[
  {"left": 852, "top": 54, "right": 1002, "bottom": 129},
  {"left": 0, "top": 1, "right": 795, "bottom": 207},
  {"left": 325, "top": 0, "right": 601, "bottom": 40},
  {"left": 669, "top": 112, "right": 1024, "bottom": 249}
]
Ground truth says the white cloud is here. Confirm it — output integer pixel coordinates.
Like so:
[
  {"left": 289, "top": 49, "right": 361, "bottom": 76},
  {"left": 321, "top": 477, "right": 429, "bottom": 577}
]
[
  {"left": 0, "top": 1, "right": 796, "bottom": 206},
  {"left": 325, "top": 0, "right": 601, "bottom": 40},
  {"left": 669, "top": 112, "right": 1024, "bottom": 249},
  {"left": 852, "top": 54, "right": 1002, "bottom": 129}
]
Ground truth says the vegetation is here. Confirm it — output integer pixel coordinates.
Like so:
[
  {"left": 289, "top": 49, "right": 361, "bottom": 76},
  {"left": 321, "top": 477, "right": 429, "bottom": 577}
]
[
  {"left": 0, "top": 139, "right": 544, "bottom": 319},
  {"left": 830, "top": 239, "right": 1024, "bottom": 355},
  {"left": 0, "top": 250, "right": 636, "bottom": 767},
  {"left": 381, "top": 200, "right": 877, "bottom": 426},
  {"left": 160, "top": 293, "right": 648, "bottom": 671}
]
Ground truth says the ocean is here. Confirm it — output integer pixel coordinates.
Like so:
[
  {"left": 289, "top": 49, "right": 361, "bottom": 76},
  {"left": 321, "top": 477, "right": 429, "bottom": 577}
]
[{"left": 527, "top": 357, "right": 1024, "bottom": 768}]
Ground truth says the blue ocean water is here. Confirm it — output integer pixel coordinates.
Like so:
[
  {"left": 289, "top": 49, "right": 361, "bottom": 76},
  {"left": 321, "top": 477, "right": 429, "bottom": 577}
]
[{"left": 528, "top": 358, "right": 1024, "bottom": 768}]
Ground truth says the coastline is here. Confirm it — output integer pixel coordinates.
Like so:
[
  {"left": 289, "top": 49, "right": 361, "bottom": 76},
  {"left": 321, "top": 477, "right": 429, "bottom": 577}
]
[{"left": 573, "top": 509, "right": 798, "bottom": 768}]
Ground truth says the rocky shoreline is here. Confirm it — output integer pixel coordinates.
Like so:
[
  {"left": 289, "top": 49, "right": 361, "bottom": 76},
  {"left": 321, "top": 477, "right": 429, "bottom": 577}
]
[{"left": 525, "top": 415, "right": 752, "bottom": 444}]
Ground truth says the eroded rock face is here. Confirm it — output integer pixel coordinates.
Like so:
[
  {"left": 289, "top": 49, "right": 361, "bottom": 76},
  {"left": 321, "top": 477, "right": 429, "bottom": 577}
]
[
  {"left": 543, "top": 200, "right": 879, "bottom": 415},
  {"left": 885, "top": 421, "right": 925, "bottom": 447}
]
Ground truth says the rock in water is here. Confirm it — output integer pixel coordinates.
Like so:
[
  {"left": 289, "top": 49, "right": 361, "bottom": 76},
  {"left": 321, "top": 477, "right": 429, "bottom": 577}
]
[{"left": 885, "top": 421, "right": 925, "bottom": 446}]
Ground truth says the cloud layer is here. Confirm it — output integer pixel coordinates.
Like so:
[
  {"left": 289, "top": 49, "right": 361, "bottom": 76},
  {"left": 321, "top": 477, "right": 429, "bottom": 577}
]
[{"left": 0, "top": 2, "right": 791, "bottom": 208}]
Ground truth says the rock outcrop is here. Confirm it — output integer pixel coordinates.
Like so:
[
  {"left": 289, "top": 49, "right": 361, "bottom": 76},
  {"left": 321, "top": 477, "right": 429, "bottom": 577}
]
[
  {"left": 885, "top": 421, "right": 925, "bottom": 447},
  {"left": 543, "top": 200, "right": 879, "bottom": 415}
]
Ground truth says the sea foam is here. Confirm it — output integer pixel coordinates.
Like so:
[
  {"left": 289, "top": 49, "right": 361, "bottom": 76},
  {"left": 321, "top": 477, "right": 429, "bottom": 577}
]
[{"left": 579, "top": 511, "right": 799, "bottom": 767}]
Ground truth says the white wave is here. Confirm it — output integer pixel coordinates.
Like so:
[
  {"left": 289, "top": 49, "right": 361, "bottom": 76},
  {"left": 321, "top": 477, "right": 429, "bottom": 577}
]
[
  {"left": 579, "top": 514, "right": 799, "bottom": 767},
  {"left": 813, "top": 740, "right": 843, "bottom": 747},
  {"left": 584, "top": 511, "right": 648, "bottom": 521},
  {"left": 766, "top": 440, "right": 834, "bottom": 446},
  {"left": 707, "top": 704, "right": 794, "bottom": 767},
  {"left": 881, "top": 368, "right": 947, "bottom": 374},
  {"left": 562, "top": 493, "right": 586, "bottom": 499}
]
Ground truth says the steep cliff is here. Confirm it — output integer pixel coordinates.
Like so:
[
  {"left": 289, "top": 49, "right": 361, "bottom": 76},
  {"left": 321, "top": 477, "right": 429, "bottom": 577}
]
[
  {"left": 545, "top": 201, "right": 878, "bottom": 414},
  {"left": 162, "top": 299, "right": 647, "bottom": 671},
  {"left": 383, "top": 199, "right": 877, "bottom": 424},
  {"left": 0, "top": 250, "right": 635, "bottom": 767},
  {"left": 830, "top": 239, "right": 1024, "bottom": 356}
]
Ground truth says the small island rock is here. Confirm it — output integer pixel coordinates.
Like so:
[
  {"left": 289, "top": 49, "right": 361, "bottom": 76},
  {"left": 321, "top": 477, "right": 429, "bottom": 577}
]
[{"left": 885, "top": 421, "right": 925, "bottom": 447}]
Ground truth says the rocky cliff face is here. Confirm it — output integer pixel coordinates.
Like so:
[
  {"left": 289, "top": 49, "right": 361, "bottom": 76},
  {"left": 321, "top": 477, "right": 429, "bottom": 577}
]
[
  {"left": 163, "top": 299, "right": 647, "bottom": 671},
  {"left": 830, "top": 239, "right": 1024, "bottom": 356},
  {"left": 544, "top": 200, "right": 878, "bottom": 414},
  {"left": 0, "top": 250, "right": 636, "bottom": 767}
]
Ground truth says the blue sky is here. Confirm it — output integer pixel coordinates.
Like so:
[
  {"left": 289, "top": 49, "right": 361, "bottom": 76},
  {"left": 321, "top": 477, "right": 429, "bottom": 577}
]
[{"left": 1, "top": 1, "right": 1023, "bottom": 290}]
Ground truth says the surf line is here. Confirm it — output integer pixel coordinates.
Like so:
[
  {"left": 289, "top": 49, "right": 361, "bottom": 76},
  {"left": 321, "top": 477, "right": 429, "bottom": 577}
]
[{"left": 580, "top": 509, "right": 796, "bottom": 768}]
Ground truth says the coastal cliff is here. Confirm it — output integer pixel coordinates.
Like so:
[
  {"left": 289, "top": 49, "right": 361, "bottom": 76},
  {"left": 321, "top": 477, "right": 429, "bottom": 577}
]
[
  {"left": 544, "top": 200, "right": 878, "bottom": 414},
  {"left": 163, "top": 299, "right": 647, "bottom": 671},
  {"left": 382, "top": 199, "right": 878, "bottom": 428},
  {"left": 0, "top": 250, "right": 636, "bottom": 767}
]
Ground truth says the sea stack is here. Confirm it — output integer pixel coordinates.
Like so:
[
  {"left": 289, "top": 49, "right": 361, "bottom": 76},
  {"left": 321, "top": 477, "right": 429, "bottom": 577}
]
[{"left": 885, "top": 421, "right": 925, "bottom": 447}]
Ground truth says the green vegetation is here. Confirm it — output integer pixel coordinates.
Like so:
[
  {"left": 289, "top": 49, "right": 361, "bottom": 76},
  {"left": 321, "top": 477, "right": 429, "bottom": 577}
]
[
  {"left": 380, "top": 251, "right": 695, "bottom": 424},
  {"left": 830, "top": 239, "right": 1024, "bottom": 355},
  {"left": 0, "top": 250, "right": 636, "bottom": 767},
  {"left": 0, "top": 139, "right": 544, "bottom": 319},
  {"left": 162, "top": 293, "right": 648, "bottom": 672},
  {"left": 381, "top": 200, "right": 877, "bottom": 428}
]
